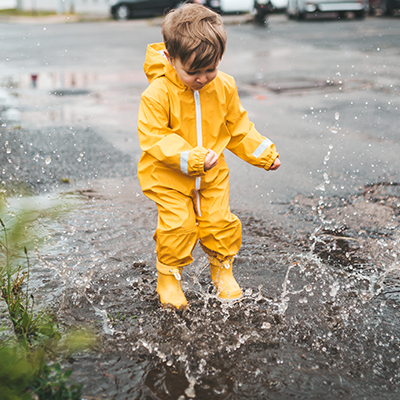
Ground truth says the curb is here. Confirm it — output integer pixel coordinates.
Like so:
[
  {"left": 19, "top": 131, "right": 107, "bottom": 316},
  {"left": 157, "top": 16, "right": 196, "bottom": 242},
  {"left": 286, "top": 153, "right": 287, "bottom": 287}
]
[
  {"left": 0, "top": 13, "right": 113, "bottom": 24},
  {"left": 0, "top": 14, "right": 80, "bottom": 24}
]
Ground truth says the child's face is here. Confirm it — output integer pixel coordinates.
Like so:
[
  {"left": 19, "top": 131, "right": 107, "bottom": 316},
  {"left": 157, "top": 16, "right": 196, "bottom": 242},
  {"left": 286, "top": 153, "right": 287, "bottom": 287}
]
[{"left": 166, "top": 51, "right": 219, "bottom": 91}]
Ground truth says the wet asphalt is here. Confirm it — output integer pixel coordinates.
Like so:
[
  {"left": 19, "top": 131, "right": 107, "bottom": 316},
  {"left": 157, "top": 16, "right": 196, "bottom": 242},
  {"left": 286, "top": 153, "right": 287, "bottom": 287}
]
[{"left": 1, "top": 13, "right": 399, "bottom": 213}]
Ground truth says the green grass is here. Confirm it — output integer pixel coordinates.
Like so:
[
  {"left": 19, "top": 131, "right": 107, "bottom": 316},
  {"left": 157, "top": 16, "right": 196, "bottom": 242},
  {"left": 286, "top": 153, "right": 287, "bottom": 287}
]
[
  {"left": 0, "top": 195, "right": 97, "bottom": 400},
  {"left": 0, "top": 8, "right": 58, "bottom": 17}
]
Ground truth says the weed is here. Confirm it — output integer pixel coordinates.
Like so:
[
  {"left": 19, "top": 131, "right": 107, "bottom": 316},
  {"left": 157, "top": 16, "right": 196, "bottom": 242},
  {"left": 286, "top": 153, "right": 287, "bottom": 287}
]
[
  {"left": 31, "top": 362, "right": 83, "bottom": 400},
  {"left": 107, "top": 311, "right": 137, "bottom": 326},
  {"left": 0, "top": 196, "right": 97, "bottom": 399},
  {"left": 0, "top": 8, "right": 57, "bottom": 16}
]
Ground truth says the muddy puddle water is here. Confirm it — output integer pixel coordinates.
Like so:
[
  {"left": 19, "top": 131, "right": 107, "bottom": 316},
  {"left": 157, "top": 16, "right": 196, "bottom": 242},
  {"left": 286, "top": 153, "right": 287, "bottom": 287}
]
[{"left": 26, "top": 178, "right": 400, "bottom": 400}]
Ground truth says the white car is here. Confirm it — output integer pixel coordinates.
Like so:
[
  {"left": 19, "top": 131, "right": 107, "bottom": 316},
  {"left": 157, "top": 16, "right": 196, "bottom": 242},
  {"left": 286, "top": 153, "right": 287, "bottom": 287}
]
[
  {"left": 286, "top": 0, "right": 369, "bottom": 19},
  {"left": 267, "top": 0, "right": 288, "bottom": 9},
  {"left": 193, "top": 0, "right": 255, "bottom": 13}
]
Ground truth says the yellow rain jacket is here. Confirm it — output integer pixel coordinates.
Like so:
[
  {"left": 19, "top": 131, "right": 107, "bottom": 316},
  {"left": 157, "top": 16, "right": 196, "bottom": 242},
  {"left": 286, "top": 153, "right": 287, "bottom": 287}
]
[{"left": 138, "top": 43, "right": 279, "bottom": 272}]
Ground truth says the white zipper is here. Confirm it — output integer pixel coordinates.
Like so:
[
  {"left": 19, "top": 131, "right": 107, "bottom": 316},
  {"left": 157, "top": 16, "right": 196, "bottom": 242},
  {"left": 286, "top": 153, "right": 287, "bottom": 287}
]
[{"left": 194, "top": 90, "right": 202, "bottom": 217}]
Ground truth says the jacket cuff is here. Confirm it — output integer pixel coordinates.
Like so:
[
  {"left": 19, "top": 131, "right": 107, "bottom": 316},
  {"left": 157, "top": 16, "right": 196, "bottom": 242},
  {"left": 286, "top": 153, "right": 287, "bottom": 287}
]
[
  {"left": 263, "top": 151, "right": 280, "bottom": 171},
  {"left": 187, "top": 147, "right": 208, "bottom": 176}
]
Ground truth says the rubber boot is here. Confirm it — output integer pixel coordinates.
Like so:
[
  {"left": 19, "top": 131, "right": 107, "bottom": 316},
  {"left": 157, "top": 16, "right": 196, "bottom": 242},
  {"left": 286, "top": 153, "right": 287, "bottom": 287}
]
[
  {"left": 209, "top": 257, "right": 242, "bottom": 300},
  {"left": 156, "top": 266, "right": 188, "bottom": 309}
]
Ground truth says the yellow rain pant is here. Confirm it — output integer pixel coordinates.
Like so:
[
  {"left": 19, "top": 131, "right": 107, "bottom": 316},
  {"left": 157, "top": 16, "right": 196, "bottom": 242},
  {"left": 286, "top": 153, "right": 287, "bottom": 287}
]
[{"left": 145, "top": 169, "right": 242, "bottom": 272}]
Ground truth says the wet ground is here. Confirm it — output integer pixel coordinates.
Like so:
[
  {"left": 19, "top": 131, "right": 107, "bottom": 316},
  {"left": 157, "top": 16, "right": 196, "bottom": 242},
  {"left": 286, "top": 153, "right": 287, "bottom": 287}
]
[
  {"left": 21, "top": 176, "right": 400, "bottom": 400},
  {"left": 2, "top": 127, "right": 400, "bottom": 399},
  {"left": 1, "top": 12, "right": 400, "bottom": 400}
]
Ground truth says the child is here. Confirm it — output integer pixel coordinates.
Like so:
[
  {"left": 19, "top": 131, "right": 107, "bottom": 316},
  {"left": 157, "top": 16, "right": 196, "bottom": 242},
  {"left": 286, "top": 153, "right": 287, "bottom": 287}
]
[{"left": 137, "top": 3, "right": 281, "bottom": 309}]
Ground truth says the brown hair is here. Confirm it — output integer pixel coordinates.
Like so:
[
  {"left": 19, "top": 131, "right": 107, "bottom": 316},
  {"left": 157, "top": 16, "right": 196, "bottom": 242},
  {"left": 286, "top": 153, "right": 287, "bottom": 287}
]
[{"left": 162, "top": 3, "right": 227, "bottom": 70}]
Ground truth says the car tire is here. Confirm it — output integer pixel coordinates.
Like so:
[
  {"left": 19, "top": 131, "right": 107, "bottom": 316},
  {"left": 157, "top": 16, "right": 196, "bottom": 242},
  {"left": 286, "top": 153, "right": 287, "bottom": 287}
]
[{"left": 115, "top": 4, "right": 130, "bottom": 20}]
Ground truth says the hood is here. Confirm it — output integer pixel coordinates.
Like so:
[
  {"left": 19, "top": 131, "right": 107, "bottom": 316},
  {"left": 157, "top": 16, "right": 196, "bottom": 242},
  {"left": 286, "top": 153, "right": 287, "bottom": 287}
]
[{"left": 143, "top": 42, "right": 185, "bottom": 90}]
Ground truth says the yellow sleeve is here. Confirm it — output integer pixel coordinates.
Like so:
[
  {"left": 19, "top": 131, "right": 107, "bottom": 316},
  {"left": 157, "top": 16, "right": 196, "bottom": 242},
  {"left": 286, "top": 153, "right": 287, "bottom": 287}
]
[
  {"left": 138, "top": 93, "right": 208, "bottom": 177},
  {"left": 225, "top": 82, "right": 279, "bottom": 171}
]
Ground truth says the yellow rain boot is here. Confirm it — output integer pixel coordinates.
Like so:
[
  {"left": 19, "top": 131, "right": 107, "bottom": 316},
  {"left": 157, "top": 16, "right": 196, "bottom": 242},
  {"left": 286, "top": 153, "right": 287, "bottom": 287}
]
[
  {"left": 209, "top": 257, "right": 242, "bottom": 300},
  {"left": 156, "top": 262, "right": 188, "bottom": 309}
]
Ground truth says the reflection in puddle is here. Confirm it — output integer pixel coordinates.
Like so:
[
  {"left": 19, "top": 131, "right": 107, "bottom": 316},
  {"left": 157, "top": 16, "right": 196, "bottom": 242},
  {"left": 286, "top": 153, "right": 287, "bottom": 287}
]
[
  {"left": 4, "top": 71, "right": 139, "bottom": 91},
  {"left": 25, "top": 179, "right": 400, "bottom": 399},
  {"left": 0, "top": 71, "right": 147, "bottom": 130}
]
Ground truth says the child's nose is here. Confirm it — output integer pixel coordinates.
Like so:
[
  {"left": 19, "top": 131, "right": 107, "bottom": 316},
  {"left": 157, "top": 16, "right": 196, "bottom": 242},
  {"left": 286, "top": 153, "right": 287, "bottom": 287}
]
[{"left": 197, "top": 74, "right": 207, "bottom": 84}]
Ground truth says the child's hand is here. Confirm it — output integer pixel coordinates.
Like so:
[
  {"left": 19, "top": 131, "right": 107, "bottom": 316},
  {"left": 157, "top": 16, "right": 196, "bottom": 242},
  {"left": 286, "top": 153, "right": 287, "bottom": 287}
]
[
  {"left": 204, "top": 149, "right": 218, "bottom": 171},
  {"left": 269, "top": 157, "right": 281, "bottom": 171}
]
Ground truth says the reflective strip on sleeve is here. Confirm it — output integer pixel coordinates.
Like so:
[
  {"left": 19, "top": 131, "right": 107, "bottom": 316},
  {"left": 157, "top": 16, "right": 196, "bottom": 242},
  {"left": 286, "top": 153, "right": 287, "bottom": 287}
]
[
  {"left": 180, "top": 150, "right": 189, "bottom": 175},
  {"left": 252, "top": 138, "right": 273, "bottom": 158}
]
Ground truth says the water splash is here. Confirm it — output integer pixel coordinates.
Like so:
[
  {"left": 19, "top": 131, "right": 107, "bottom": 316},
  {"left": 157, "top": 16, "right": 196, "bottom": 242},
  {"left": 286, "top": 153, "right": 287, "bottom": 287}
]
[{"left": 21, "top": 180, "right": 400, "bottom": 399}]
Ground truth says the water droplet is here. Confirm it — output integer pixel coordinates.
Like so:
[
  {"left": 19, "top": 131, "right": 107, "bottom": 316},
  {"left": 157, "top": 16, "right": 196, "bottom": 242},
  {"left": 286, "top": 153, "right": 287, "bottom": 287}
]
[
  {"left": 261, "top": 322, "right": 271, "bottom": 329},
  {"left": 45, "top": 156, "right": 51, "bottom": 164},
  {"left": 329, "top": 282, "right": 340, "bottom": 297},
  {"left": 329, "top": 127, "right": 338, "bottom": 133},
  {"left": 299, "top": 297, "right": 308, "bottom": 304},
  {"left": 335, "top": 112, "right": 340, "bottom": 120},
  {"left": 305, "top": 284, "right": 313, "bottom": 292}
]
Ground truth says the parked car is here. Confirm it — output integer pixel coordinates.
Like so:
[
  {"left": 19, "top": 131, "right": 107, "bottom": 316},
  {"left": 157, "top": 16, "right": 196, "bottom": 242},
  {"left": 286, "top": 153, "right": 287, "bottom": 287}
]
[
  {"left": 110, "top": 0, "right": 181, "bottom": 20},
  {"left": 192, "top": 0, "right": 255, "bottom": 13},
  {"left": 369, "top": 0, "right": 400, "bottom": 14},
  {"left": 286, "top": 0, "right": 369, "bottom": 19}
]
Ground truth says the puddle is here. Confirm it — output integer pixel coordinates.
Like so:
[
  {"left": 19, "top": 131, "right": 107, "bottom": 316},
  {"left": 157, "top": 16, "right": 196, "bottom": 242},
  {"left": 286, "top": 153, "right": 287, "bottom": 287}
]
[
  {"left": 2, "top": 67, "right": 399, "bottom": 399},
  {"left": 52, "top": 89, "right": 91, "bottom": 96},
  {"left": 0, "top": 71, "right": 147, "bottom": 131},
  {"left": 21, "top": 177, "right": 400, "bottom": 399},
  {"left": 249, "top": 77, "right": 372, "bottom": 94}
]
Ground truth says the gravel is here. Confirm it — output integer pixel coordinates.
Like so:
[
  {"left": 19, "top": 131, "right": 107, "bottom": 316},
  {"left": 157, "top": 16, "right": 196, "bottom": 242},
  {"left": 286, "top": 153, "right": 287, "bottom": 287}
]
[{"left": 0, "top": 123, "right": 136, "bottom": 195}]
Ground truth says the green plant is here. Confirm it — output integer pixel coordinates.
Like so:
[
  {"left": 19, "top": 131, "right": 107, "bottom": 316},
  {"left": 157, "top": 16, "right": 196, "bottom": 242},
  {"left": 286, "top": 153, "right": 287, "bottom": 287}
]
[
  {"left": 0, "top": 196, "right": 97, "bottom": 400},
  {"left": 0, "top": 338, "right": 88, "bottom": 400},
  {"left": 0, "top": 343, "right": 37, "bottom": 400},
  {"left": 31, "top": 362, "right": 83, "bottom": 400},
  {"left": 1, "top": 223, "right": 58, "bottom": 346},
  {"left": 107, "top": 311, "right": 137, "bottom": 326},
  {"left": 0, "top": 8, "right": 57, "bottom": 16}
]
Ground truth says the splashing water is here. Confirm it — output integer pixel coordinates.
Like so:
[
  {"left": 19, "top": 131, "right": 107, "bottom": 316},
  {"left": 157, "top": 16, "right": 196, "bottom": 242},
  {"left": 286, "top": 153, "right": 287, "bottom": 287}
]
[{"left": 22, "top": 178, "right": 400, "bottom": 399}]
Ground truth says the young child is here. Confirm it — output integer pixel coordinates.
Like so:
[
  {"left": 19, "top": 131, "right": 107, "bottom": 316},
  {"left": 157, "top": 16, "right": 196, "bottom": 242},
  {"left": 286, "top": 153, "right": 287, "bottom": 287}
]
[{"left": 137, "top": 3, "right": 281, "bottom": 309}]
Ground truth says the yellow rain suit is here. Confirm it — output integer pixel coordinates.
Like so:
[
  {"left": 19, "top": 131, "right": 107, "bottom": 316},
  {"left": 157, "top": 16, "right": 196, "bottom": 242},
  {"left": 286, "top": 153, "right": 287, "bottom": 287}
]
[{"left": 137, "top": 43, "right": 279, "bottom": 274}]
